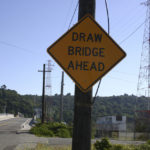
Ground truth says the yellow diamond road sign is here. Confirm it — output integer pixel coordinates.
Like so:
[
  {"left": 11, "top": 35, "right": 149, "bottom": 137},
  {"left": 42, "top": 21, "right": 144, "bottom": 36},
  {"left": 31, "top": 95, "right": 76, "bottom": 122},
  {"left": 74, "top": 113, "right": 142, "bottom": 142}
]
[{"left": 47, "top": 15, "right": 126, "bottom": 92}]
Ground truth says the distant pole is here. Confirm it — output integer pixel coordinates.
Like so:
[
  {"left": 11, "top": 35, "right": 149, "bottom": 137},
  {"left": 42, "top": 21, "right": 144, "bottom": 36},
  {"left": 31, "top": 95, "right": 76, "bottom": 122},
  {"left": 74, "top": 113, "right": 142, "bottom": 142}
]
[
  {"left": 45, "top": 60, "right": 54, "bottom": 121},
  {"left": 72, "top": 0, "right": 95, "bottom": 150},
  {"left": 33, "top": 95, "right": 37, "bottom": 118},
  {"left": 38, "top": 64, "right": 51, "bottom": 123},
  {"left": 60, "top": 71, "right": 64, "bottom": 122},
  {"left": 38, "top": 64, "right": 46, "bottom": 123},
  {"left": 42, "top": 64, "right": 46, "bottom": 123},
  {"left": 1, "top": 85, "right": 7, "bottom": 114}
]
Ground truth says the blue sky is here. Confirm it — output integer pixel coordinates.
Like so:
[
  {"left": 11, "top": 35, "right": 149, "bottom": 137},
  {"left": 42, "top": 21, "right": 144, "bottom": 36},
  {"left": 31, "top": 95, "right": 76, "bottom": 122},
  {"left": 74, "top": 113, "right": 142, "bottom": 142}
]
[{"left": 0, "top": 0, "right": 146, "bottom": 96}]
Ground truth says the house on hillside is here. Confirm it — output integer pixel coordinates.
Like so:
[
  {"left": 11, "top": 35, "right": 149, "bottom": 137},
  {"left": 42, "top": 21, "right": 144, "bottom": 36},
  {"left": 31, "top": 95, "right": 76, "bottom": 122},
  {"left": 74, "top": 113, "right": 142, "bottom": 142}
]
[{"left": 96, "top": 115, "right": 126, "bottom": 137}]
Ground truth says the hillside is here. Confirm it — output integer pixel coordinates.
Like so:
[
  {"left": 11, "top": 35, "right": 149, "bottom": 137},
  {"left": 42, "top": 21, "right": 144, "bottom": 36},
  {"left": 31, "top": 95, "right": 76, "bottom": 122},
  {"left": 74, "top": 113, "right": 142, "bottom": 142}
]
[{"left": 0, "top": 86, "right": 149, "bottom": 123}]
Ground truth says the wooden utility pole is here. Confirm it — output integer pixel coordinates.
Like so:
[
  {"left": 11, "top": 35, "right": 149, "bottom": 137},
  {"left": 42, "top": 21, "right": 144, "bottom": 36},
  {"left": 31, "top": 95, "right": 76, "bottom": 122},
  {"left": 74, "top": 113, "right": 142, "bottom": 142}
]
[
  {"left": 72, "top": 1, "right": 95, "bottom": 150},
  {"left": 60, "top": 71, "right": 64, "bottom": 122},
  {"left": 39, "top": 64, "right": 46, "bottom": 123},
  {"left": 38, "top": 64, "right": 51, "bottom": 123}
]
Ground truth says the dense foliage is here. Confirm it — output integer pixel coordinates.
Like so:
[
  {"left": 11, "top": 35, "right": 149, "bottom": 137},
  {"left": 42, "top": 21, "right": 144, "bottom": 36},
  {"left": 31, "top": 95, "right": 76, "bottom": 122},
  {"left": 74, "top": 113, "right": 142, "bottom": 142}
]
[
  {"left": 0, "top": 85, "right": 149, "bottom": 124},
  {"left": 0, "top": 87, "right": 35, "bottom": 117}
]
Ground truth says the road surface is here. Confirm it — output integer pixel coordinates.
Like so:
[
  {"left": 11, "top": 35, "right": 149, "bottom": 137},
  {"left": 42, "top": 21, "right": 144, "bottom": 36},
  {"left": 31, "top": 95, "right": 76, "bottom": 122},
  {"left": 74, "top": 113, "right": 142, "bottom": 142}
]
[
  {"left": 0, "top": 118, "right": 28, "bottom": 150},
  {"left": 0, "top": 118, "right": 55, "bottom": 150},
  {"left": 0, "top": 118, "right": 146, "bottom": 150}
]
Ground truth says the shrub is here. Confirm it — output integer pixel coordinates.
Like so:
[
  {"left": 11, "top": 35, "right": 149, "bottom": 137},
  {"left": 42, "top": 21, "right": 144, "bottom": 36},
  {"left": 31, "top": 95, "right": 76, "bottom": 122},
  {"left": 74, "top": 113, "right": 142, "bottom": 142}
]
[
  {"left": 30, "top": 125, "right": 54, "bottom": 137},
  {"left": 30, "top": 122, "right": 72, "bottom": 138},
  {"left": 94, "top": 138, "right": 112, "bottom": 150},
  {"left": 48, "top": 122, "right": 68, "bottom": 134},
  {"left": 56, "top": 128, "right": 71, "bottom": 138}
]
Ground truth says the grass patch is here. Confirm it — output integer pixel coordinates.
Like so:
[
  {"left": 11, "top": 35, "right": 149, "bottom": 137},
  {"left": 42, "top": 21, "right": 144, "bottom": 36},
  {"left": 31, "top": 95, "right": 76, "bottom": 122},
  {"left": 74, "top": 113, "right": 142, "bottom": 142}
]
[
  {"left": 21, "top": 142, "right": 150, "bottom": 150},
  {"left": 21, "top": 140, "right": 150, "bottom": 150},
  {"left": 24, "top": 136, "right": 150, "bottom": 150},
  {"left": 23, "top": 143, "right": 71, "bottom": 150},
  {"left": 94, "top": 138, "right": 150, "bottom": 150},
  {"left": 30, "top": 122, "right": 72, "bottom": 138}
]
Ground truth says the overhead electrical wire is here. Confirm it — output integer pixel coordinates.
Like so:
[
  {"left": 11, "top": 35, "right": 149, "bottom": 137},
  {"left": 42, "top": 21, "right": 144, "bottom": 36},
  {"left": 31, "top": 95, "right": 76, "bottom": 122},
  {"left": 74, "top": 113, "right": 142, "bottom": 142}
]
[
  {"left": 111, "top": 5, "right": 142, "bottom": 27},
  {"left": 113, "top": 12, "right": 145, "bottom": 39},
  {"left": 68, "top": 1, "right": 79, "bottom": 29},
  {"left": 107, "top": 76, "right": 136, "bottom": 84},
  {"left": 105, "top": 0, "right": 110, "bottom": 34},
  {"left": 119, "top": 21, "right": 145, "bottom": 44},
  {"left": 111, "top": 6, "right": 145, "bottom": 35},
  {"left": 0, "top": 1, "right": 144, "bottom": 90},
  {"left": 61, "top": 0, "right": 79, "bottom": 87},
  {"left": 112, "top": 70, "right": 137, "bottom": 76},
  {"left": 0, "top": 40, "right": 36, "bottom": 55},
  {"left": 0, "top": 1, "right": 79, "bottom": 57},
  {"left": 0, "top": 3, "right": 143, "bottom": 56},
  {"left": 92, "top": 2, "right": 145, "bottom": 104},
  {"left": 65, "top": 0, "right": 110, "bottom": 104},
  {"left": 62, "top": 0, "right": 75, "bottom": 30},
  {"left": 92, "top": 0, "right": 110, "bottom": 104}
]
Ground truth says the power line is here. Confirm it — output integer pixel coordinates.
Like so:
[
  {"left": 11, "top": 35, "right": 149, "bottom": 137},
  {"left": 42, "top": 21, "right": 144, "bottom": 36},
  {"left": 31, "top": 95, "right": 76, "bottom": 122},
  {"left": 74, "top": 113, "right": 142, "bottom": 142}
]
[
  {"left": 0, "top": 40, "right": 42, "bottom": 56},
  {"left": 0, "top": 2, "right": 79, "bottom": 57},
  {"left": 105, "top": 0, "right": 110, "bottom": 35},
  {"left": 111, "top": 7, "right": 145, "bottom": 36},
  {"left": 111, "top": 4, "right": 143, "bottom": 28},
  {"left": 112, "top": 70, "right": 137, "bottom": 77},
  {"left": 92, "top": 0, "right": 110, "bottom": 104},
  {"left": 107, "top": 76, "right": 137, "bottom": 84},
  {"left": 0, "top": 40, "right": 35, "bottom": 54},
  {"left": 62, "top": 0, "right": 74, "bottom": 31},
  {"left": 113, "top": 12, "right": 145, "bottom": 39},
  {"left": 68, "top": 1, "right": 79, "bottom": 29},
  {"left": 119, "top": 21, "right": 145, "bottom": 44}
]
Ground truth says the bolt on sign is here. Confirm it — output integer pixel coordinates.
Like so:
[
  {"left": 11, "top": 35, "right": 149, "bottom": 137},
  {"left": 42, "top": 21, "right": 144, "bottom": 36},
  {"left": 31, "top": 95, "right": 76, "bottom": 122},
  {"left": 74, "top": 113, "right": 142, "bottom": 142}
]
[{"left": 47, "top": 15, "right": 126, "bottom": 92}]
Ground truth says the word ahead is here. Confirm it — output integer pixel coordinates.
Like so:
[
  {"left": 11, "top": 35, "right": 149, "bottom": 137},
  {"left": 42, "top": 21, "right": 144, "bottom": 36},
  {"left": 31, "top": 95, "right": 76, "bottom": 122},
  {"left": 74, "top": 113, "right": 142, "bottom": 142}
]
[{"left": 47, "top": 15, "right": 126, "bottom": 92}]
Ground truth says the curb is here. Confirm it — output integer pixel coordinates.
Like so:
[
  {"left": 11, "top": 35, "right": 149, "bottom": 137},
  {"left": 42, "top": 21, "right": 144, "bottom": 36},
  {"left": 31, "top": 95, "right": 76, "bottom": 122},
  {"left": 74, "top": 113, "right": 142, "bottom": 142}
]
[
  {"left": 21, "top": 119, "right": 31, "bottom": 129},
  {"left": 16, "top": 118, "right": 32, "bottom": 134}
]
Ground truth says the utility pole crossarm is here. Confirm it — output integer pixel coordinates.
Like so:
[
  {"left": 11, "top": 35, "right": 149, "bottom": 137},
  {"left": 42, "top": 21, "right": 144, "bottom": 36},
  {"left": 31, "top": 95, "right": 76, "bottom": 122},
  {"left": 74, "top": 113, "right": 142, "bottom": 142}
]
[{"left": 38, "top": 70, "right": 51, "bottom": 72}]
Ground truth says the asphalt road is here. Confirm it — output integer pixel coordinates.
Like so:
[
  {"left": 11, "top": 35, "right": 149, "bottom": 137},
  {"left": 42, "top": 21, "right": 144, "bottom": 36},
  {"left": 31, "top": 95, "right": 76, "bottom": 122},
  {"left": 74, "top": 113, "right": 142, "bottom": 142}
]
[
  {"left": 0, "top": 118, "right": 27, "bottom": 133},
  {"left": 0, "top": 118, "right": 53, "bottom": 150},
  {"left": 0, "top": 118, "right": 28, "bottom": 150}
]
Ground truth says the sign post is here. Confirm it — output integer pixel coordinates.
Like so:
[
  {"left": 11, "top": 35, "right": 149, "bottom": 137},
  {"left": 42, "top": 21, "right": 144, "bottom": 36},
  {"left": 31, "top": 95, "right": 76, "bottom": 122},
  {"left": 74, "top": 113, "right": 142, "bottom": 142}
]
[{"left": 47, "top": 0, "right": 126, "bottom": 150}]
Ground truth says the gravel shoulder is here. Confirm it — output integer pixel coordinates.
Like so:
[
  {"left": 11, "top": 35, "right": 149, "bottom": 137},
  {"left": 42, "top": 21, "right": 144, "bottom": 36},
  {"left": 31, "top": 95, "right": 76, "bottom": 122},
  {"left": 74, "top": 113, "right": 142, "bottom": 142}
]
[{"left": 15, "top": 135, "right": 146, "bottom": 150}]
